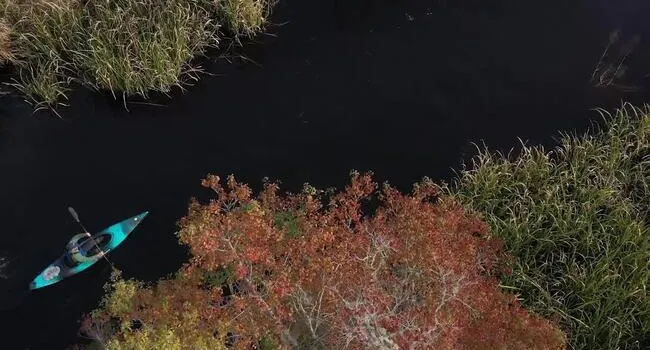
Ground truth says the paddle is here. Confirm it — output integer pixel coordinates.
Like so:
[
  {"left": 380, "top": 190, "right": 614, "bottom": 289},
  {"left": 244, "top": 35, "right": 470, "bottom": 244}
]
[{"left": 67, "top": 207, "right": 114, "bottom": 268}]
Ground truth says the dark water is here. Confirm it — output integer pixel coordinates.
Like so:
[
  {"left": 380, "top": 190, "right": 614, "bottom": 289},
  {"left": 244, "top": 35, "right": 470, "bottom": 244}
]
[{"left": 1, "top": 0, "right": 649, "bottom": 348}]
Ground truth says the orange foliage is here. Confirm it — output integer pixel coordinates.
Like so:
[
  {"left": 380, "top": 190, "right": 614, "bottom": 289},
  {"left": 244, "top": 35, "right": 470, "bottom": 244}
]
[{"left": 82, "top": 172, "right": 566, "bottom": 349}]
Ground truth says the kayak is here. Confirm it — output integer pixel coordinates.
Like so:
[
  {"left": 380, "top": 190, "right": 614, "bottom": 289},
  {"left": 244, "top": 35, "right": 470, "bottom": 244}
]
[{"left": 29, "top": 211, "right": 148, "bottom": 290}]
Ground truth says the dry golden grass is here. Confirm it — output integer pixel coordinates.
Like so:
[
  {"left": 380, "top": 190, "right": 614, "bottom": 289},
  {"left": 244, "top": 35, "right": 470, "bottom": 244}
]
[
  {"left": 218, "top": 0, "right": 277, "bottom": 39},
  {"left": 0, "top": 19, "right": 14, "bottom": 64}
]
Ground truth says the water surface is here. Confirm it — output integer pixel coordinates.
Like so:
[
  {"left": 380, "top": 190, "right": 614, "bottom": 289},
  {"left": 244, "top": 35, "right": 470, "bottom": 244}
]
[{"left": 1, "top": 0, "right": 649, "bottom": 348}]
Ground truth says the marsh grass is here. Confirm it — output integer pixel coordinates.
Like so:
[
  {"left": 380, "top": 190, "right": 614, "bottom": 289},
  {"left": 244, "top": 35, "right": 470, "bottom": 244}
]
[
  {"left": 0, "top": 0, "right": 276, "bottom": 113},
  {"left": 79, "top": 0, "right": 220, "bottom": 98},
  {"left": 442, "top": 103, "right": 650, "bottom": 349}
]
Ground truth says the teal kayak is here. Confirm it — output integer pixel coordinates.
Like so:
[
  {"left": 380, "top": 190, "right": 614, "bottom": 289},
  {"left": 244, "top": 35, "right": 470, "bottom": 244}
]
[{"left": 29, "top": 211, "right": 148, "bottom": 290}]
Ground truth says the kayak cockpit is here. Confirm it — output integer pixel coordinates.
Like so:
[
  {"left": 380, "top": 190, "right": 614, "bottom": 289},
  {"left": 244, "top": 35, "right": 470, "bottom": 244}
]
[
  {"left": 79, "top": 233, "right": 112, "bottom": 256},
  {"left": 63, "top": 233, "right": 112, "bottom": 268}
]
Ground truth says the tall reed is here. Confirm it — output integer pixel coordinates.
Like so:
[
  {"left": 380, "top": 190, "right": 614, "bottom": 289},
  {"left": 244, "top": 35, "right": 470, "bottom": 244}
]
[{"left": 443, "top": 103, "right": 650, "bottom": 349}]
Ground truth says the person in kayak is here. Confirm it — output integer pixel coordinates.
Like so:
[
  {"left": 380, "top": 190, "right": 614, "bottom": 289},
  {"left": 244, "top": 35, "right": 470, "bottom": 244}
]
[{"left": 64, "top": 232, "right": 105, "bottom": 266}]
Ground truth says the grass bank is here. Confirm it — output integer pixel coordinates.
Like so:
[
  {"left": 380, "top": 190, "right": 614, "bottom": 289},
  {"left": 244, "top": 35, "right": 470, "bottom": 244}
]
[
  {"left": 442, "top": 103, "right": 650, "bottom": 349},
  {"left": 0, "top": 0, "right": 276, "bottom": 113}
]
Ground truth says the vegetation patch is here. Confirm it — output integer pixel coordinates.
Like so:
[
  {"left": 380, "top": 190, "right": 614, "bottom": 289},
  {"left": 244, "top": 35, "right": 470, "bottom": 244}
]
[
  {"left": 79, "top": 172, "right": 565, "bottom": 349},
  {"left": 0, "top": 0, "right": 277, "bottom": 113},
  {"left": 443, "top": 103, "right": 650, "bottom": 349},
  {"left": 202, "top": 264, "right": 236, "bottom": 290},
  {"left": 273, "top": 210, "right": 302, "bottom": 238}
]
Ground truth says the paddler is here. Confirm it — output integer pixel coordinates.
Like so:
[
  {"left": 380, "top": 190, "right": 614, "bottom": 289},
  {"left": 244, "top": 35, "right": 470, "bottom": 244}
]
[{"left": 64, "top": 233, "right": 105, "bottom": 264}]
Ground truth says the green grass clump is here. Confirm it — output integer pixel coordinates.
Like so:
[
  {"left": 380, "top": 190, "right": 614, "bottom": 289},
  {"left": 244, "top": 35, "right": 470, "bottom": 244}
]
[
  {"left": 79, "top": 0, "right": 219, "bottom": 97},
  {"left": 442, "top": 103, "right": 650, "bottom": 349},
  {"left": 0, "top": 0, "right": 275, "bottom": 112},
  {"left": 1, "top": 0, "right": 80, "bottom": 108}
]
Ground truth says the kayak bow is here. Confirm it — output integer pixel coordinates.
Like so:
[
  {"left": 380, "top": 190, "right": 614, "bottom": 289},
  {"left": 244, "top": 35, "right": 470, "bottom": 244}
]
[{"left": 29, "top": 211, "right": 148, "bottom": 290}]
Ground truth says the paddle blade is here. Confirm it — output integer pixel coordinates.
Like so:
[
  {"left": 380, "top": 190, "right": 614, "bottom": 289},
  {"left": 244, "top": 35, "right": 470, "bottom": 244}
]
[{"left": 68, "top": 207, "right": 80, "bottom": 222}]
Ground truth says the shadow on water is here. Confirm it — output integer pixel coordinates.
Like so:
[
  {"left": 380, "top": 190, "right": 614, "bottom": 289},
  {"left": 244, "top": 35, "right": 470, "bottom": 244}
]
[{"left": 1, "top": 0, "right": 650, "bottom": 348}]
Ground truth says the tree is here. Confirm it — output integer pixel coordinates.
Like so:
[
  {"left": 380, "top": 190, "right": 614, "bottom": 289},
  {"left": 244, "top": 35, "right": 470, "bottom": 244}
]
[{"left": 80, "top": 172, "right": 566, "bottom": 349}]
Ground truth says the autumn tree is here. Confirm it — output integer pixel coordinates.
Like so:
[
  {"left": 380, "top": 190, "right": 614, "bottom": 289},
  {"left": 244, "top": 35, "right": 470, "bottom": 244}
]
[{"left": 80, "top": 171, "right": 566, "bottom": 349}]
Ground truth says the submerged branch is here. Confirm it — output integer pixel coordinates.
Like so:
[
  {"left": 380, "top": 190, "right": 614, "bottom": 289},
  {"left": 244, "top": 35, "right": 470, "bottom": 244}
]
[{"left": 0, "top": 256, "right": 9, "bottom": 279}]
